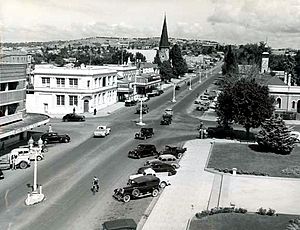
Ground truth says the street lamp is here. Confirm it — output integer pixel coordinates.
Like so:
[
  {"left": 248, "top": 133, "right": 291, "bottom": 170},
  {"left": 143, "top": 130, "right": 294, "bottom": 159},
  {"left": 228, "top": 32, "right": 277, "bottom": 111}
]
[
  {"left": 198, "top": 71, "right": 202, "bottom": 84},
  {"left": 25, "top": 137, "right": 45, "bottom": 206},
  {"left": 206, "top": 71, "right": 208, "bottom": 79},
  {"left": 172, "top": 83, "right": 176, "bottom": 102},
  {"left": 136, "top": 99, "right": 145, "bottom": 126},
  {"left": 189, "top": 76, "right": 192, "bottom": 90}
]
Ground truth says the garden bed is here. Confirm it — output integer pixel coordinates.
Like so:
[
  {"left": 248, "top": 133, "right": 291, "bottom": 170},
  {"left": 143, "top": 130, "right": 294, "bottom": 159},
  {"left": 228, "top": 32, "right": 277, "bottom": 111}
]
[
  {"left": 207, "top": 143, "right": 300, "bottom": 178},
  {"left": 189, "top": 213, "right": 299, "bottom": 230}
]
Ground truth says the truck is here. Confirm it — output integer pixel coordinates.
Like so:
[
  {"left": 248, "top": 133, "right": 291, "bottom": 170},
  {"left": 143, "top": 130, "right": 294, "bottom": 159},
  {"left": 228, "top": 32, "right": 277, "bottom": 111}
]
[
  {"left": 93, "top": 125, "right": 111, "bottom": 137},
  {"left": 10, "top": 147, "right": 44, "bottom": 161},
  {"left": 0, "top": 153, "right": 31, "bottom": 170}
]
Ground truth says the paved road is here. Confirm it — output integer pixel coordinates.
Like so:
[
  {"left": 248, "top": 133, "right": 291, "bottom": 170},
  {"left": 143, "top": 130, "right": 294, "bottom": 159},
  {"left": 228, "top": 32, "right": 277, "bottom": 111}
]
[{"left": 0, "top": 65, "right": 222, "bottom": 230}]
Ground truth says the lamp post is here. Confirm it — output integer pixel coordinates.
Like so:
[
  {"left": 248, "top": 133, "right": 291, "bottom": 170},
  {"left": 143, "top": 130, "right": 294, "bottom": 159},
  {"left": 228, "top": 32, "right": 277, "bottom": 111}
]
[
  {"left": 189, "top": 76, "right": 192, "bottom": 90},
  {"left": 206, "top": 71, "right": 208, "bottom": 79},
  {"left": 172, "top": 83, "right": 176, "bottom": 102},
  {"left": 136, "top": 99, "right": 145, "bottom": 126},
  {"left": 198, "top": 71, "right": 202, "bottom": 84},
  {"left": 25, "top": 137, "right": 45, "bottom": 206}
]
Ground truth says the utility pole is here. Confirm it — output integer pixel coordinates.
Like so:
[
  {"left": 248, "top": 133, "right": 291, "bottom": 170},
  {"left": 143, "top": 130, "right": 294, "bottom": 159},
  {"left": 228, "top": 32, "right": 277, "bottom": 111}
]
[
  {"left": 136, "top": 99, "right": 145, "bottom": 126},
  {"left": 172, "top": 83, "right": 176, "bottom": 102}
]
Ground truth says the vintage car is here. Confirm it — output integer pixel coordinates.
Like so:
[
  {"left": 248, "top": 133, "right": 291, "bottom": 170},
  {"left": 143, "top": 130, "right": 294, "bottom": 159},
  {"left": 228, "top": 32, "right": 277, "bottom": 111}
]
[
  {"left": 145, "top": 154, "right": 180, "bottom": 169},
  {"left": 160, "top": 114, "right": 172, "bottom": 125},
  {"left": 164, "top": 108, "right": 173, "bottom": 116},
  {"left": 158, "top": 145, "right": 187, "bottom": 159},
  {"left": 135, "top": 128, "right": 154, "bottom": 140},
  {"left": 62, "top": 113, "right": 85, "bottom": 122},
  {"left": 0, "top": 169, "right": 4, "bottom": 180},
  {"left": 102, "top": 219, "right": 137, "bottom": 230},
  {"left": 41, "top": 132, "right": 70, "bottom": 144},
  {"left": 125, "top": 99, "right": 137, "bottom": 107},
  {"left": 128, "top": 144, "right": 158, "bottom": 159},
  {"left": 138, "top": 162, "right": 177, "bottom": 176},
  {"left": 113, "top": 175, "right": 160, "bottom": 203},
  {"left": 136, "top": 104, "right": 149, "bottom": 114},
  {"left": 93, "top": 125, "right": 111, "bottom": 137}
]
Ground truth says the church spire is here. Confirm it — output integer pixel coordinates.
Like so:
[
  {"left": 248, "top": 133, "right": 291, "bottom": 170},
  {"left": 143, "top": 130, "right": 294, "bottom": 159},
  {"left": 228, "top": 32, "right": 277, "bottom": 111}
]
[{"left": 159, "top": 15, "right": 169, "bottom": 48}]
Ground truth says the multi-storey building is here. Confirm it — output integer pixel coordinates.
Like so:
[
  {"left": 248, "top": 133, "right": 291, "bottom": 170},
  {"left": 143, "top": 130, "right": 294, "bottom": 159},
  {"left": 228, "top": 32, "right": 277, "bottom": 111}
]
[
  {"left": 0, "top": 63, "right": 49, "bottom": 148},
  {"left": 26, "top": 64, "right": 118, "bottom": 116}
]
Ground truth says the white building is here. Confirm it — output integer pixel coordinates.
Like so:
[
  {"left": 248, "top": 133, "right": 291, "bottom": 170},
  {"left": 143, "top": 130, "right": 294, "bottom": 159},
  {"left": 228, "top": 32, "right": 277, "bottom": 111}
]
[{"left": 26, "top": 64, "right": 118, "bottom": 116}]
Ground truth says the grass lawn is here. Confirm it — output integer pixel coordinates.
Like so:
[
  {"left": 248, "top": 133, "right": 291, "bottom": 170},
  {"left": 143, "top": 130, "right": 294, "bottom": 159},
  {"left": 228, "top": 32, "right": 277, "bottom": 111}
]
[
  {"left": 207, "top": 143, "right": 300, "bottom": 178},
  {"left": 189, "top": 213, "right": 299, "bottom": 230}
]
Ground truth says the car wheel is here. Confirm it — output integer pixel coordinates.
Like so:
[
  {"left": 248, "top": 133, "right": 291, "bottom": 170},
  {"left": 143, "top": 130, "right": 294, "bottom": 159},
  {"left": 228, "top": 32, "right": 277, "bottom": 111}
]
[
  {"left": 160, "top": 182, "right": 167, "bottom": 188},
  {"left": 177, "top": 153, "right": 183, "bottom": 159},
  {"left": 123, "top": 195, "right": 131, "bottom": 203},
  {"left": 64, "top": 138, "right": 69, "bottom": 143},
  {"left": 37, "top": 156, "right": 43, "bottom": 161},
  {"left": 19, "top": 161, "right": 28, "bottom": 169},
  {"left": 132, "top": 189, "right": 140, "bottom": 197},
  {"left": 152, "top": 189, "right": 159, "bottom": 197},
  {"left": 43, "top": 140, "right": 48, "bottom": 145}
]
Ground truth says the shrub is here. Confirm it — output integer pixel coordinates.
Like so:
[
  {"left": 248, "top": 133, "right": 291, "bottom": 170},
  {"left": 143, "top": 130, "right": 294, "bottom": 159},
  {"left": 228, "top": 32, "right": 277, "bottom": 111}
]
[
  {"left": 286, "top": 218, "right": 300, "bottom": 230},
  {"left": 195, "top": 207, "right": 247, "bottom": 219},
  {"left": 257, "top": 207, "right": 267, "bottom": 215},
  {"left": 266, "top": 208, "right": 276, "bottom": 216}
]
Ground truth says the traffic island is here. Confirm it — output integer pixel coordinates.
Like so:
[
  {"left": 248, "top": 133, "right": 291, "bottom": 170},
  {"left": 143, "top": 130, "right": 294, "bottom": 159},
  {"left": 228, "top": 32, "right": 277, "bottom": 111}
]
[{"left": 25, "top": 186, "right": 45, "bottom": 206}]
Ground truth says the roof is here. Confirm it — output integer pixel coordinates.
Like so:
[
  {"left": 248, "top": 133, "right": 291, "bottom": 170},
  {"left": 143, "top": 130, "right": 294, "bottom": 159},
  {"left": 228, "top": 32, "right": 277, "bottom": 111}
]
[
  {"left": 132, "top": 175, "right": 159, "bottom": 183},
  {"left": 257, "top": 74, "right": 286, "bottom": 86},
  {"left": 102, "top": 219, "right": 137, "bottom": 230},
  {"left": 159, "top": 15, "right": 169, "bottom": 48}
]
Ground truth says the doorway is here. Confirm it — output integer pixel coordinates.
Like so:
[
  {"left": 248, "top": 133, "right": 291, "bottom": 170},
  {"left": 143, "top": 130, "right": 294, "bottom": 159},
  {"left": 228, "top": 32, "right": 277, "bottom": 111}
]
[
  {"left": 297, "top": 101, "right": 300, "bottom": 113},
  {"left": 84, "top": 100, "right": 89, "bottom": 112},
  {"left": 43, "top": 103, "right": 48, "bottom": 113}
]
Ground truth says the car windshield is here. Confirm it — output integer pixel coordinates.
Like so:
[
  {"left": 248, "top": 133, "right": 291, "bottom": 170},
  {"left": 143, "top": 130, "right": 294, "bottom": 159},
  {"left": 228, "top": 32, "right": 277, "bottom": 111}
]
[{"left": 97, "top": 126, "right": 104, "bottom": 130}]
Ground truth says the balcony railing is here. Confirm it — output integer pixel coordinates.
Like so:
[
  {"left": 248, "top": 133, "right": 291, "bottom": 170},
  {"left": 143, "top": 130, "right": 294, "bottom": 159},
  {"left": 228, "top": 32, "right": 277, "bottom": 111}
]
[
  {"left": 0, "top": 90, "right": 25, "bottom": 105},
  {"left": 0, "top": 112, "right": 23, "bottom": 126}
]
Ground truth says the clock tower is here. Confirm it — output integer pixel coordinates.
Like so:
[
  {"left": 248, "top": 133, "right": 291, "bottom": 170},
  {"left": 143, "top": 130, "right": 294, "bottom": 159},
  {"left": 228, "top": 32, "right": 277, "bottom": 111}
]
[{"left": 261, "top": 52, "right": 269, "bottom": 73}]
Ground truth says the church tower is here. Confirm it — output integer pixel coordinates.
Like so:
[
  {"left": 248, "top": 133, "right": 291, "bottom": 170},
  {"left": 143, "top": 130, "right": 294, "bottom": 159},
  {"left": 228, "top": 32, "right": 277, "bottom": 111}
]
[{"left": 159, "top": 15, "right": 170, "bottom": 62}]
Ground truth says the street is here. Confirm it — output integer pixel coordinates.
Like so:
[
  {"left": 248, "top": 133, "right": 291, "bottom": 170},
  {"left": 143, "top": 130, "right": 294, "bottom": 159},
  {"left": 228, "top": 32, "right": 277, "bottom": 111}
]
[{"left": 0, "top": 65, "right": 221, "bottom": 230}]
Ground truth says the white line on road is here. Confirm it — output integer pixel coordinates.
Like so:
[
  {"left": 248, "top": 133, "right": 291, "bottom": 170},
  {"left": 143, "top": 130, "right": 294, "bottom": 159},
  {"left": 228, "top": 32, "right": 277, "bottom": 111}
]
[{"left": 5, "top": 189, "right": 9, "bottom": 209}]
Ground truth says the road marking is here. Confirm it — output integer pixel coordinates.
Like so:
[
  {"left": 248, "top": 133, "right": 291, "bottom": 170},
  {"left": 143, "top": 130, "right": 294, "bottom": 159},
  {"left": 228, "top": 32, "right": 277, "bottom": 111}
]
[{"left": 5, "top": 189, "right": 9, "bottom": 209}]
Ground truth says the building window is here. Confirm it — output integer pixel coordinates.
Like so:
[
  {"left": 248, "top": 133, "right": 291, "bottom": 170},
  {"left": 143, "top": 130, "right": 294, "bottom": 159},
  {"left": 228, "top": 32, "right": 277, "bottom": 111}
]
[
  {"left": 56, "top": 78, "right": 65, "bottom": 87},
  {"left": 87, "top": 80, "right": 90, "bottom": 88},
  {"left": 69, "top": 95, "right": 78, "bottom": 106},
  {"left": 103, "top": 77, "right": 106, "bottom": 87},
  {"left": 95, "top": 78, "right": 97, "bottom": 87},
  {"left": 42, "top": 77, "right": 50, "bottom": 87},
  {"left": 56, "top": 95, "right": 65, "bottom": 105},
  {"left": 292, "top": 101, "right": 296, "bottom": 109},
  {"left": 276, "top": 98, "right": 281, "bottom": 108},
  {"left": 69, "top": 78, "right": 78, "bottom": 88}
]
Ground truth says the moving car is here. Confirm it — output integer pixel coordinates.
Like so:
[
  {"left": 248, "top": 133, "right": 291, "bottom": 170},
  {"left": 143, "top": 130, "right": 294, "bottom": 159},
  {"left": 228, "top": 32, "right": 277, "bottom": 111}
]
[
  {"left": 164, "top": 108, "right": 173, "bottom": 116},
  {"left": 136, "top": 104, "right": 149, "bottom": 114},
  {"left": 138, "top": 162, "right": 177, "bottom": 176},
  {"left": 290, "top": 131, "right": 300, "bottom": 143},
  {"left": 102, "top": 219, "right": 137, "bottom": 230},
  {"left": 125, "top": 99, "right": 137, "bottom": 107},
  {"left": 62, "top": 113, "right": 85, "bottom": 122},
  {"left": 160, "top": 114, "right": 172, "bottom": 125},
  {"left": 128, "top": 144, "right": 158, "bottom": 159},
  {"left": 135, "top": 128, "right": 154, "bottom": 140},
  {"left": 93, "top": 125, "right": 111, "bottom": 137},
  {"left": 113, "top": 175, "right": 160, "bottom": 203},
  {"left": 41, "top": 132, "right": 70, "bottom": 144}
]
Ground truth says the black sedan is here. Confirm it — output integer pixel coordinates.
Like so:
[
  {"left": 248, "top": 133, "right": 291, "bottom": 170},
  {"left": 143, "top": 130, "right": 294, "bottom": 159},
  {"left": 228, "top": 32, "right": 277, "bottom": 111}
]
[
  {"left": 62, "top": 113, "right": 85, "bottom": 122},
  {"left": 0, "top": 169, "right": 4, "bottom": 180}
]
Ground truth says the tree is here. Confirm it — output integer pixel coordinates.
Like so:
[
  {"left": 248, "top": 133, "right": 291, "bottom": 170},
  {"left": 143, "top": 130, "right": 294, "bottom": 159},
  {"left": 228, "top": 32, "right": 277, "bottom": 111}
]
[
  {"left": 294, "top": 50, "right": 300, "bottom": 85},
  {"left": 153, "top": 51, "right": 162, "bottom": 66},
  {"left": 216, "top": 77, "right": 275, "bottom": 137},
  {"left": 135, "top": 52, "right": 146, "bottom": 62},
  {"left": 256, "top": 116, "right": 295, "bottom": 154},
  {"left": 169, "top": 44, "right": 188, "bottom": 77},
  {"left": 160, "top": 61, "right": 175, "bottom": 82},
  {"left": 222, "top": 45, "right": 238, "bottom": 76}
]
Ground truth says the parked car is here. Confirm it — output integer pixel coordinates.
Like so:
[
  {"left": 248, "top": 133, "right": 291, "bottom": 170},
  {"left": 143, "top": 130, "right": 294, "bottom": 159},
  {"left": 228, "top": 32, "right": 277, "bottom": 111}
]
[
  {"left": 164, "top": 108, "right": 173, "bottom": 116},
  {"left": 144, "top": 154, "right": 180, "bottom": 169},
  {"left": 136, "top": 104, "right": 149, "bottom": 114},
  {"left": 125, "top": 99, "right": 137, "bottom": 107},
  {"left": 10, "top": 147, "right": 44, "bottom": 161},
  {"left": 138, "top": 162, "right": 177, "bottom": 176},
  {"left": 102, "top": 219, "right": 137, "bottom": 230},
  {"left": 62, "top": 113, "right": 85, "bottom": 122},
  {"left": 93, "top": 125, "right": 111, "bottom": 137},
  {"left": 41, "top": 132, "right": 70, "bottom": 144},
  {"left": 135, "top": 128, "right": 154, "bottom": 140},
  {"left": 153, "top": 89, "right": 164, "bottom": 96},
  {"left": 113, "top": 175, "right": 160, "bottom": 203},
  {"left": 175, "top": 85, "right": 180, "bottom": 90},
  {"left": 128, "top": 143, "right": 158, "bottom": 158},
  {"left": 128, "top": 168, "right": 171, "bottom": 188},
  {"left": 196, "top": 103, "right": 209, "bottom": 111},
  {"left": 147, "top": 92, "right": 157, "bottom": 98},
  {"left": 0, "top": 169, "right": 4, "bottom": 180},
  {"left": 158, "top": 145, "right": 187, "bottom": 159},
  {"left": 290, "top": 131, "right": 300, "bottom": 143}
]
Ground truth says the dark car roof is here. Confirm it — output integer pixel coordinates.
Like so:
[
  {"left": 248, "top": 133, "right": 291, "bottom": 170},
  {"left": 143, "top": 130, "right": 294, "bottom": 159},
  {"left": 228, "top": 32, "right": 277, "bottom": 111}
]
[
  {"left": 102, "top": 218, "right": 137, "bottom": 230},
  {"left": 132, "top": 175, "right": 159, "bottom": 183},
  {"left": 137, "top": 143, "right": 155, "bottom": 147}
]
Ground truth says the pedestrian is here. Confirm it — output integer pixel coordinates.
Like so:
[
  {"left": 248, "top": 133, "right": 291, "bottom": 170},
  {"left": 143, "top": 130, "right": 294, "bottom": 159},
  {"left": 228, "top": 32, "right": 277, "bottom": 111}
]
[
  {"left": 11, "top": 154, "right": 16, "bottom": 170},
  {"left": 94, "top": 108, "right": 97, "bottom": 116},
  {"left": 199, "top": 121, "right": 203, "bottom": 129},
  {"left": 48, "top": 124, "right": 52, "bottom": 133},
  {"left": 73, "top": 107, "right": 76, "bottom": 114}
]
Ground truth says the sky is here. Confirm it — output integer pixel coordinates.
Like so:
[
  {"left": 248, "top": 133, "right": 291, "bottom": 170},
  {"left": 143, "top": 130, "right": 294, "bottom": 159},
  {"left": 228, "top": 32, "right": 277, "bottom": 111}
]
[{"left": 0, "top": 0, "right": 300, "bottom": 49}]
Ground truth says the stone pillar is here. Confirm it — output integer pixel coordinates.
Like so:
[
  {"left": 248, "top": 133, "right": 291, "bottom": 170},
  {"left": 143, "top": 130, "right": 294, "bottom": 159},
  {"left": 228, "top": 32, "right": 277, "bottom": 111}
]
[{"left": 232, "top": 168, "right": 237, "bottom": 176}]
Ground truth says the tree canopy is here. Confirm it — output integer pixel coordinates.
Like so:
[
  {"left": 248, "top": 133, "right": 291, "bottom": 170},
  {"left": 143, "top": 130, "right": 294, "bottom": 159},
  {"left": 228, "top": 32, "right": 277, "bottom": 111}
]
[
  {"left": 216, "top": 77, "right": 275, "bottom": 137},
  {"left": 222, "top": 45, "right": 238, "bottom": 76},
  {"left": 160, "top": 60, "right": 175, "bottom": 82},
  {"left": 169, "top": 44, "right": 188, "bottom": 77}
]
